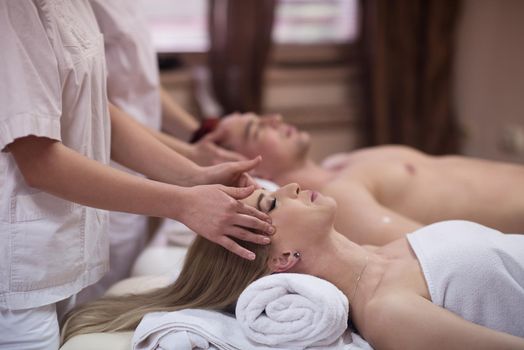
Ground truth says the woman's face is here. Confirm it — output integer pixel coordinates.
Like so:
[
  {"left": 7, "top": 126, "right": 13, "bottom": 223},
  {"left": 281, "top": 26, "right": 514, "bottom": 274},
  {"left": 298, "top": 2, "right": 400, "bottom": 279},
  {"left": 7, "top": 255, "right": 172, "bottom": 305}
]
[
  {"left": 241, "top": 183, "right": 337, "bottom": 255},
  {"left": 216, "top": 113, "right": 311, "bottom": 178}
]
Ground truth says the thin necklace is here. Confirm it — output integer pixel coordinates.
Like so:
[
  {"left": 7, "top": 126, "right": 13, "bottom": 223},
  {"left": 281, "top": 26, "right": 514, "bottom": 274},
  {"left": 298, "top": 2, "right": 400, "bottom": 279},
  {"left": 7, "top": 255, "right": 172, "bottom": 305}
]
[{"left": 351, "top": 255, "right": 369, "bottom": 303}]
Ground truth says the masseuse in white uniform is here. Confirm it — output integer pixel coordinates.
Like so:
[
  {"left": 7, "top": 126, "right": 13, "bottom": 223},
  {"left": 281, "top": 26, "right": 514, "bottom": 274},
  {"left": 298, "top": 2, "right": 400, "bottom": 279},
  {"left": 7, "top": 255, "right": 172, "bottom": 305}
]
[
  {"left": 0, "top": 1, "right": 273, "bottom": 349},
  {"left": 80, "top": 0, "right": 245, "bottom": 303}
]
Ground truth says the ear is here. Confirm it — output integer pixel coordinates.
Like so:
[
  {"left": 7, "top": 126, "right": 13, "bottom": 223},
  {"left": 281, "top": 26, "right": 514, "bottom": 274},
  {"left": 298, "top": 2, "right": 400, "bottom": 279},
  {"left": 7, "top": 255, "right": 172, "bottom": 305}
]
[{"left": 268, "top": 251, "right": 300, "bottom": 273}]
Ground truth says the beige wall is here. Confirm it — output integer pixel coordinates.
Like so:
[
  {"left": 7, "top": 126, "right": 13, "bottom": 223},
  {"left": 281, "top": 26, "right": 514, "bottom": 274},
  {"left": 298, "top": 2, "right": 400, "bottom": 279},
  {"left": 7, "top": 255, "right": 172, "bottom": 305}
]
[
  {"left": 263, "top": 65, "right": 362, "bottom": 162},
  {"left": 454, "top": 0, "right": 524, "bottom": 163}
]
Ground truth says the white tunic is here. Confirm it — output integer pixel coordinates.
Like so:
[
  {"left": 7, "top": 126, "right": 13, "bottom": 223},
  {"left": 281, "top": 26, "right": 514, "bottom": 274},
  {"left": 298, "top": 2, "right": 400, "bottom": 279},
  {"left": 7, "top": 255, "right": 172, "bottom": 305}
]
[
  {"left": 0, "top": 0, "right": 110, "bottom": 310},
  {"left": 407, "top": 220, "right": 524, "bottom": 337},
  {"left": 89, "top": 0, "right": 162, "bottom": 130},
  {"left": 76, "top": 0, "right": 163, "bottom": 301}
]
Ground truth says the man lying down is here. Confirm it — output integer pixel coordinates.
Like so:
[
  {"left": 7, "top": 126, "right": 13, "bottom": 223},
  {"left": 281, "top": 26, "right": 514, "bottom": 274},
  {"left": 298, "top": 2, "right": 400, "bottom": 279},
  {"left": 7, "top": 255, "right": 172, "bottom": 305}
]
[
  {"left": 199, "top": 112, "right": 524, "bottom": 245},
  {"left": 61, "top": 185, "right": 524, "bottom": 349}
]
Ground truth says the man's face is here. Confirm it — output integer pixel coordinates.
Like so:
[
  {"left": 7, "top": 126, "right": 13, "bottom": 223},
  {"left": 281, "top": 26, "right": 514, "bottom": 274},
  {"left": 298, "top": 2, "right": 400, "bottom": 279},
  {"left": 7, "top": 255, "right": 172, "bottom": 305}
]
[{"left": 217, "top": 113, "right": 311, "bottom": 179}]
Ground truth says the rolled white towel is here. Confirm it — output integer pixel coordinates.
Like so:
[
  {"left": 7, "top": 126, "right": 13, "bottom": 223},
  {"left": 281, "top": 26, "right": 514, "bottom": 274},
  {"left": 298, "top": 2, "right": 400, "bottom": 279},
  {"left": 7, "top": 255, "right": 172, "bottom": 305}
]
[{"left": 235, "top": 273, "right": 349, "bottom": 349}]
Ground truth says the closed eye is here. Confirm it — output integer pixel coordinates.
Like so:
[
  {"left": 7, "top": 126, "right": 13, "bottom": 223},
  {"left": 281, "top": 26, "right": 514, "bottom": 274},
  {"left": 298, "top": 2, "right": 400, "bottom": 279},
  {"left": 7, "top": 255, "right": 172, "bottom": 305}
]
[
  {"left": 245, "top": 119, "right": 261, "bottom": 142},
  {"left": 256, "top": 193, "right": 277, "bottom": 213},
  {"left": 253, "top": 123, "right": 261, "bottom": 140},
  {"left": 268, "top": 198, "right": 277, "bottom": 212}
]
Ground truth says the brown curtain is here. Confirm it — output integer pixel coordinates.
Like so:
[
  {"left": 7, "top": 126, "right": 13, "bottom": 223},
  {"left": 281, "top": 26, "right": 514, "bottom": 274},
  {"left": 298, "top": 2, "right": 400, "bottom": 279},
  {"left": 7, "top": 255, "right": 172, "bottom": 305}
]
[
  {"left": 360, "top": 0, "right": 462, "bottom": 154},
  {"left": 208, "top": 0, "right": 276, "bottom": 115}
]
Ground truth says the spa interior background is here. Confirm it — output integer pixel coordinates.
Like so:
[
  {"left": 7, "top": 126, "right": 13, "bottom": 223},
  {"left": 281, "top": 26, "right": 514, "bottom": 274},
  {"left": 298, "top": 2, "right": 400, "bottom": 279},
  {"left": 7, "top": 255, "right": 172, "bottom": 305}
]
[{"left": 144, "top": 0, "right": 524, "bottom": 165}]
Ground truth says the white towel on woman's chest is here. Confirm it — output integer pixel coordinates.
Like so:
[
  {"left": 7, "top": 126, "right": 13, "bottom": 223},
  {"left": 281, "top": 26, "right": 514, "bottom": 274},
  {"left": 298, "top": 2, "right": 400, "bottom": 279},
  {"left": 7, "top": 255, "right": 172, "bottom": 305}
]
[{"left": 407, "top": 220, "right": 524, "bottom": 337}]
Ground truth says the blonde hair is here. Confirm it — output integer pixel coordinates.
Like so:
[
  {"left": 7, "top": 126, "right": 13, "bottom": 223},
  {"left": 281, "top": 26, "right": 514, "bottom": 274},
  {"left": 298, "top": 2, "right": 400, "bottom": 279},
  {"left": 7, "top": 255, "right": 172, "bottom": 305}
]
[{"left": 61, "top": 237, "right": 271, "bottom": 344}]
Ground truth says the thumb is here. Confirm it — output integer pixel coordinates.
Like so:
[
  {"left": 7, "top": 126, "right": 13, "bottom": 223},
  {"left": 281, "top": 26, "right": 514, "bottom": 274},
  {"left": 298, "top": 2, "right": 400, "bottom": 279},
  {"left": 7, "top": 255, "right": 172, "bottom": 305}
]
[
  {"left": 217, "top": 147, "right": 247, "bottom": 162},
  {"left": 221, "top": 184, "right": 256, "bottom": 199},
  {"left": 239, "top": 173, "right": 258, "bottom": 188},
  {"left": 233, "top": 156, "right": 262, "bottom": 173}
]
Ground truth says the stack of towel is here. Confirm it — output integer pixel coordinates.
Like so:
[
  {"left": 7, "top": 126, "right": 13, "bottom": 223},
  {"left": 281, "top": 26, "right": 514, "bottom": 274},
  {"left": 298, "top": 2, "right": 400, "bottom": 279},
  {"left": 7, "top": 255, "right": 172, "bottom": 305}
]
[{"left": 132, "top": 274, "right": 373, "bottom": 350}]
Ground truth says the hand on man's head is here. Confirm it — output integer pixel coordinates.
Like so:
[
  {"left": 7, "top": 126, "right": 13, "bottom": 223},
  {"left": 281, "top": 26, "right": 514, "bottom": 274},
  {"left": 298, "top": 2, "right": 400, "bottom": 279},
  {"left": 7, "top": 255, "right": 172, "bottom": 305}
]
[
  {"left": 192, "top": 138, "right": 246, "bottom": 166},
  {"left": 200, "top": 156, "right": 263, "bottom": 188}
]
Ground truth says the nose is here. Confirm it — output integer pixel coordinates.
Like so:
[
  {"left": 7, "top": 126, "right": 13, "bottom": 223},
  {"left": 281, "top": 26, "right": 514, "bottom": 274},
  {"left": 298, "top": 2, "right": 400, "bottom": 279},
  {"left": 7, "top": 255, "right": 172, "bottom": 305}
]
[
  {"left": 267, "top": 114, "right": 282, "bottom": 126},
  {"left": 278, "top": 183, "right": 300, "bottom": 198},
  {"left": 261, "top": 114, "right": 282, "bottom": 128}
]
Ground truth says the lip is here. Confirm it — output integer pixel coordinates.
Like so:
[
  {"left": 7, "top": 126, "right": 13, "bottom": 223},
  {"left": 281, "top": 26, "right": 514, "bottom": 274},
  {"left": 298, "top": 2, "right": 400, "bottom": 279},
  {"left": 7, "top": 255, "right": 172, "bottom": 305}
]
[{"left": 310, "top": 191, "right": 318, "bottom": 202}]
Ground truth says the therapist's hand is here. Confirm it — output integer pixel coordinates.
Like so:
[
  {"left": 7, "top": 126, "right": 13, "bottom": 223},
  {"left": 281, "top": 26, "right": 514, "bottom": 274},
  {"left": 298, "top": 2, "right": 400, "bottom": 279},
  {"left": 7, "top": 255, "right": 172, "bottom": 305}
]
[
  {"left": 179, "top": 184, "right": 275, "bottom": 260},
  {"left": 191, "top": 135, "right": 246, "bottom": 166},
  {"left": 198, "top": 156, "right": 262, "bottom": 188}
]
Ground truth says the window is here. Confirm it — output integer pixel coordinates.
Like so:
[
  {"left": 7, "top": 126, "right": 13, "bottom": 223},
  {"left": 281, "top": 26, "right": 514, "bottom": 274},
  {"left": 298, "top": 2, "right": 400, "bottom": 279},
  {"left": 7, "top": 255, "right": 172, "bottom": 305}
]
[
  {"left": 273, "top": 0, "right": 359, "bottom": 44},
  {"left": 142, "top": 0, "right": 209, "bottom": 53},
  {"left": 142, "top": 0, "right": 358, "bottom": 54}
]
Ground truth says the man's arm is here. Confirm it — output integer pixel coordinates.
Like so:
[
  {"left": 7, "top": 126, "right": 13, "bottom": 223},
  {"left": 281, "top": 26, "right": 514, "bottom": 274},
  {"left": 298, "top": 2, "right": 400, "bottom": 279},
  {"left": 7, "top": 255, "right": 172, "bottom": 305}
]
[{"left": 365, "top": 294, "right": 524, "bottom": 350}]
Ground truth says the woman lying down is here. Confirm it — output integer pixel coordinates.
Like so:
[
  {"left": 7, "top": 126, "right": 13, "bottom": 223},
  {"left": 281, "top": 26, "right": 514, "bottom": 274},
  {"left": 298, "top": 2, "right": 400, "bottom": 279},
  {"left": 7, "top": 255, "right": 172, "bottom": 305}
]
[{"left": 61, "top": 184, "right": 524, "bottom": 349}]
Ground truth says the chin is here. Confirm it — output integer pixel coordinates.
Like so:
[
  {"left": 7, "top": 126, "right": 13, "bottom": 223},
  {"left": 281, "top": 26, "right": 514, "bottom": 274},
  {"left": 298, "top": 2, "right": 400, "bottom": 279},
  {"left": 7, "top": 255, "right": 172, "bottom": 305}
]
[
  {"left": 294, "top": 132, "right": 311, "bottom": 158},
  {"left": 311, "top": 198, "right": 338, "bottom": 233},
  {"left": 314, "top": 193, "right": 338, "bottom": 222},
  {"left": 299, "top": 131, "right": 311, "bottom": 145},
  {"left": 318, "top": 193, "right": 337, "bottom": 209}
]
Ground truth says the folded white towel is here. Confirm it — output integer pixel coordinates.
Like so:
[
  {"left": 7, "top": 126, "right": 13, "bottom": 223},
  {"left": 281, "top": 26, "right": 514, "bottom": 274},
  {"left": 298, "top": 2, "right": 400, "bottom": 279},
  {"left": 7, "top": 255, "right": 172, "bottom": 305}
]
[
  {"left": 133, "top": 309, "right": 252, "bottom": 350},
  {"left": 235, "top": 273, "right": 350, "bottom": 349},
  {"left": 132, "top": 308, "right": 372, "bottom": 350}
]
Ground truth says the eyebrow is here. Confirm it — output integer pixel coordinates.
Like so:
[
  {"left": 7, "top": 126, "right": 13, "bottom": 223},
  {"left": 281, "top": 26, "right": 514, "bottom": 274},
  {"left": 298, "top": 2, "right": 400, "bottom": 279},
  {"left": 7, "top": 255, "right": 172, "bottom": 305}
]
[
  {"left": 244, "top": 119, "right": 254, "bottom": 141},
  {"left": 256, "top": 192, "right": 264, "bottom": 211}
]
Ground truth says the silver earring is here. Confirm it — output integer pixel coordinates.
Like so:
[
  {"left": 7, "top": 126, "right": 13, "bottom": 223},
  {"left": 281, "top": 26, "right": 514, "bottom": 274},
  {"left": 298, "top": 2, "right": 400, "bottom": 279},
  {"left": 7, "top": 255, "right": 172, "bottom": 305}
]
[{"left": 293, "top": 251, "right": 301, "bottom": 259}]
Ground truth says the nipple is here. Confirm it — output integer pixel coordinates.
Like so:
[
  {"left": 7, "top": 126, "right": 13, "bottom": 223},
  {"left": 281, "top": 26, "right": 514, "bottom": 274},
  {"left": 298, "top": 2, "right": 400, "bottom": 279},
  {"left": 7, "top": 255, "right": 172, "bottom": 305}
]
[{"left": 405, "top": 163, "right": 416, "bottom": 175}]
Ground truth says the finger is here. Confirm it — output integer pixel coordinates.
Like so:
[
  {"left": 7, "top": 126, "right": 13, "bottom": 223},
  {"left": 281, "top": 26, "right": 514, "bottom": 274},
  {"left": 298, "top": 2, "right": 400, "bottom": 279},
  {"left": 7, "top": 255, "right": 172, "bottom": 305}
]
[
  {"left": 266, "top": 113, "right": 283, "bottom": 122},
  {"left": 233, "top": 213, "right": 275, "bottom": 235},
  {"left": 220, "top": 184, "right": 256, "bottom": 199},
  {"left": 231, "top": 156, "right": 262, "bottom": 174},
  {"left": 239, "top": 173, "right": 259, "bottom": 188},
  {"left": 219, "top": 236, "right": 256, "bottom": 260},
  {"left": 227, "top": 226, "right": 271, "bottom": 245},
  {"left": 238, "top": 173, "right": 250, "bottom": 188},
  {"left": 238, "top": 202, "right": 272, "bottom": 224}
]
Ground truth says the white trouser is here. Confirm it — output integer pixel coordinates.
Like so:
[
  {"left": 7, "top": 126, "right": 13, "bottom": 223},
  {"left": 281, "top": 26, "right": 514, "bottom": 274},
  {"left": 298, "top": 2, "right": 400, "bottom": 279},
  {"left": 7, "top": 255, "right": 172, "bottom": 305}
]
[{"left": 0, "top": 304, "right": 59, "bottom": 350}]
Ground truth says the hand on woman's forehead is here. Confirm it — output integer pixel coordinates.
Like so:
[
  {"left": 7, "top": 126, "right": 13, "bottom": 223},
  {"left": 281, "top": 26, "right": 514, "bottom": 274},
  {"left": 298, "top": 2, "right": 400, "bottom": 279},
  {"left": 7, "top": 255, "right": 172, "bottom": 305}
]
[{"left": 241, "top": 188, "right": 270, "bottom": 210}]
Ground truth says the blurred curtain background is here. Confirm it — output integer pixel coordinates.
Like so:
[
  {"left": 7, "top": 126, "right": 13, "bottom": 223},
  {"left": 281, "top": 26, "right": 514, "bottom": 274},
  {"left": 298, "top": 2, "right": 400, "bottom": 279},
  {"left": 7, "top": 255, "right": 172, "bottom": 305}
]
[
  {"left": 208, "top": 0, "right": 277, "bottom": 115},
  {"left": 359, "top": 0, "right": 462, "bottom": 154},
  {"left": 147, "top": 0, "right": 524, "bottom": 163}
]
